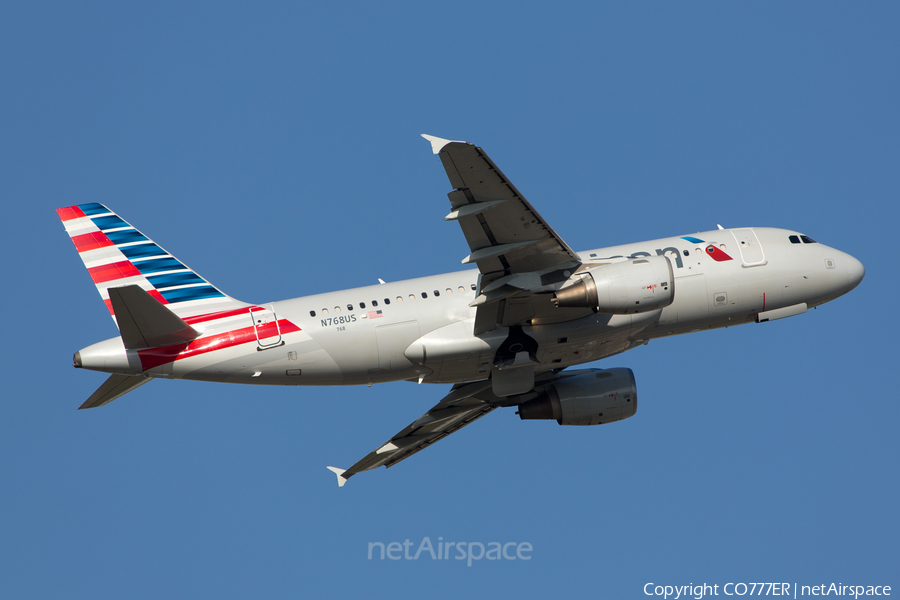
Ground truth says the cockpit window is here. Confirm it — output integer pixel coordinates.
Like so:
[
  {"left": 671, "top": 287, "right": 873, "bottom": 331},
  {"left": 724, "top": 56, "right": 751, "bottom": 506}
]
[
  {"left": 800, "top": 235, "right": 817, "bottom": 244},
  {"left": 789, "top": 235, "right": 800, "bottom": 244}
]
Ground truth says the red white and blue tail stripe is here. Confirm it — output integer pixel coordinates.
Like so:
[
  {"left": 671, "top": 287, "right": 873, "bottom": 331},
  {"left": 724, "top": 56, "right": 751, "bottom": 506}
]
[{"left": 57, "top": 203, "right": 249, "bottom": 323}]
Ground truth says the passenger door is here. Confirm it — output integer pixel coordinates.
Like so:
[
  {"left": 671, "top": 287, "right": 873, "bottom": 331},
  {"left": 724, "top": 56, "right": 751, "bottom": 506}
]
[
  {"left": 730, "top": 228, "right": 767, "bottom": 267},
  {"left": 251, "top": 306, "right": 283, "bottom": 349}
]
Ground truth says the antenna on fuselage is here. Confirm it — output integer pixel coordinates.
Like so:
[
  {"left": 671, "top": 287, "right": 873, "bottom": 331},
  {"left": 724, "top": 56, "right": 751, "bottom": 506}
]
[{"left": 717, "top": 224, "right": 725, "bottom": 230}]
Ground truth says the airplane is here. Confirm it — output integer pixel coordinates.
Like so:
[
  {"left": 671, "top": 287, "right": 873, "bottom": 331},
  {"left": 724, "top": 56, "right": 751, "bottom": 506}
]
[{"left": 57, "top": 134, "right": 865, "bottom": 487}]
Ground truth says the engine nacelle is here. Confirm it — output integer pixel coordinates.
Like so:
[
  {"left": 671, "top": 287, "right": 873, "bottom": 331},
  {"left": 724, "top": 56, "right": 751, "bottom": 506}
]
[
  {"left": 552, "top": 255, "right": 674, "bottom": 314},
  {"left": 517, "top": 368, "right": 637, "bottom": 426}
]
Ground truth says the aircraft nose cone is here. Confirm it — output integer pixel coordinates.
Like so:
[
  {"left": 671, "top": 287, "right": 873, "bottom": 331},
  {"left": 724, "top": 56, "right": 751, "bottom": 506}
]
[
  {"left": 73, "top": 351, "right": 82, "bottom": 368},
  {"left": 846, "top": 254, "right": 865, "bottom": 292}
]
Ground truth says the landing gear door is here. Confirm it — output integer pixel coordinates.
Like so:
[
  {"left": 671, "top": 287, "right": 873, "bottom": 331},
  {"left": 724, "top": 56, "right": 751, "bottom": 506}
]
[
  {"left": 250, "top": 306, "right": 283, "bottom": 349},
  {"left": 730, "top": 228, "right": 767, "bottom": 267}
]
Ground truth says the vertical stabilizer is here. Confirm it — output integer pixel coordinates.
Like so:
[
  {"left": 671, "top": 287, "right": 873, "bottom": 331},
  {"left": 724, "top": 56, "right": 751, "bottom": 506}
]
[{"left": 57, "top": 203, "right": 249, "bottom": 325}]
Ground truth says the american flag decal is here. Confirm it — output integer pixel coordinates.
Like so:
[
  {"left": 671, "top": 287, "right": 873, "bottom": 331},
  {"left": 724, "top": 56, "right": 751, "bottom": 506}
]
[{"left": 368, "top": 310, "right": 383, "bottom": 319}]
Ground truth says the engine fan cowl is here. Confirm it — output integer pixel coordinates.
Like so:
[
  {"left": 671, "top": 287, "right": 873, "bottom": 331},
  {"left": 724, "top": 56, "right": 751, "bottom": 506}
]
[
  {"left": 517, "top": 368, "right": 637, "bottom": 426},
  {"left": 552, "top": 255, "right": 674, "bottom": 314}
]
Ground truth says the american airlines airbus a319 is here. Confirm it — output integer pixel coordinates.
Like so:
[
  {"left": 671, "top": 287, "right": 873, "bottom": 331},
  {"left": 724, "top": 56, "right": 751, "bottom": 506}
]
[{"left": 58, "top": 135, "right": 864, "bottom": 486}]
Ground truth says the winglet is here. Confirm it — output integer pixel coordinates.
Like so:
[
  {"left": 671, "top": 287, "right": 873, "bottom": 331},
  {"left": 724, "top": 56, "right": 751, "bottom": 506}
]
[
  {"left": 421, "top": 134, "right": 465, "bottom": 155},
  {"left": 326, "top": 466, "right": 348, "bottom": 487}
]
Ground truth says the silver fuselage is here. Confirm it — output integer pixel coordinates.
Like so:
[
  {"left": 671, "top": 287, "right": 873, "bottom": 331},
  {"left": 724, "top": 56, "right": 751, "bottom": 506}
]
[{"left": 76, "top": 227, "right": 864, "bottom": 388}]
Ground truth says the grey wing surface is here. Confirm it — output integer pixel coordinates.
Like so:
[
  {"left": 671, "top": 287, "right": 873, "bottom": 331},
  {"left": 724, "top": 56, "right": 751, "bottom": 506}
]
[
  {"left": 326, "top": 380, "right": 500, "bottom": 487},
  {"left": 424, "top": 134, "right": 580, "bottom": 276},
  {"left": 422, "top": 135, "right": 587, "bottom": 334}
]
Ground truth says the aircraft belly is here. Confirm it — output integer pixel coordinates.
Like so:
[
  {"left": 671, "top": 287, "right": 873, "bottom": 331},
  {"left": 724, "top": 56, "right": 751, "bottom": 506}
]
[
  {"left": 314, "top": 325, "right": 384, "bottom": 385},
  {"left": 529, "top": 315, "right": 642, "bottom": 369},
  {"left": 403, "top": 319, "right": 499, "bottom": 383},
  {"left": 371, "top": 321, "right": 429, "bottom": 382},
  {"left": 404, "top": 311, "right": 655, "bottom": 383},
  {"left": 173, "top": 339, "right": 343, "bottom": 385}
]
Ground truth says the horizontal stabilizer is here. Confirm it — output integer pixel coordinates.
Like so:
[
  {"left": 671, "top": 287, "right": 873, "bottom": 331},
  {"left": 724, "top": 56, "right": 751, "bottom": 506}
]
[
  {"left": 109, "top": 285, "right": 200, "bottom": 349},
  {"left": 79, "top": 373, "right": 151, "bottom": 409},
  {"left": 326, "top": 466, "right": 348, "bottom": 487}
]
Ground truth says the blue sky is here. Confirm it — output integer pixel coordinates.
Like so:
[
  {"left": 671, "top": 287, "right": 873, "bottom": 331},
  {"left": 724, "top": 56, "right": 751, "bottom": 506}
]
[{"left": 2, "top": 2, "right": 897, "bottom": 598}]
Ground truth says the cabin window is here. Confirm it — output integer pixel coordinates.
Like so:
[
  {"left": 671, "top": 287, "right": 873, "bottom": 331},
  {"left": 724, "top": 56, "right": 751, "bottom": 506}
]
[
  {"left": 409, "top": 294, "right": 415, "bottom": 301},
  {"left": 309, "top": 310, "right": 316, "bottom": 317},
  {"left": 396, "top": 296, "right": 402, "bottom": 303},
  {"left": 470, "top": 283, "right": 476, "bottom": 291},
  {"left": 433, "top": 290, "right": 440, "bottom": 297},
  {"left": 372, "top": 300, "right": 378, "bottom": 307},
  {"left": 422, "top": 292, "right": 428, "bottom": 298},
  {"left": 384, "top": 298, "right": 391, "bottom": 305},
  {"left": 446, "top": 288, "right": 452, "bottom": 294},
  {"left": 322, "top": 308, "right": 329, "bottom": 315},
  {"left": 334, "top": 306, "right": 341, "bottom": 313},
  {"left": 347, "top": 304, "right": 354, "bottom": 311},
  {"left": 359, "top": 302, "right": 366, "bottom": 309},
  {"left": 458, "top": 286, "right": 465, "bottom": 293},
  {"left": 800, "top": 235, "right": 817, "bottom": 244},
  {"left": 683, "top": 250, "right": 689, "bottom": 256},
  {"left": 789, "top": 235, "right": 801, "bottom": 244}
]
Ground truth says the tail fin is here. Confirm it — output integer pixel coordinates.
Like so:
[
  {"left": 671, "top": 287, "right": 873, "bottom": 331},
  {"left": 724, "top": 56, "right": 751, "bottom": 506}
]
[{"left": 57, "top": 203, "right": 249, "bottom": 324}]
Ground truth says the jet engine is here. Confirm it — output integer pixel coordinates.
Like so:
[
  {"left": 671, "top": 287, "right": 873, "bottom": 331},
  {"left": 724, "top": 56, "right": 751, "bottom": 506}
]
[
  {"left": 517, "top": 368, "right": 637, "bottom": 426},
  {"left": 551, "top": 256, "right": 674, "bottom": 314}
]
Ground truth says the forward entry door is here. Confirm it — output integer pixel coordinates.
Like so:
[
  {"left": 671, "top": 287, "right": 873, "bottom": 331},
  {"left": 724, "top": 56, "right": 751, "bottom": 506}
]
[{"left": 730, "top": 228, "right": 767, "bottom": 267}]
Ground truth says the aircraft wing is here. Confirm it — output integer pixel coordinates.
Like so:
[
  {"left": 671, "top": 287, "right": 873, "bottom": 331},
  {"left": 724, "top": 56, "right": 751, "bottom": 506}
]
[
  {"left": 326, "top": 380, "right": 499, "bottom": 486},
  {"left": 422, "top": 135, "right": 583, "bottom": 334}
]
